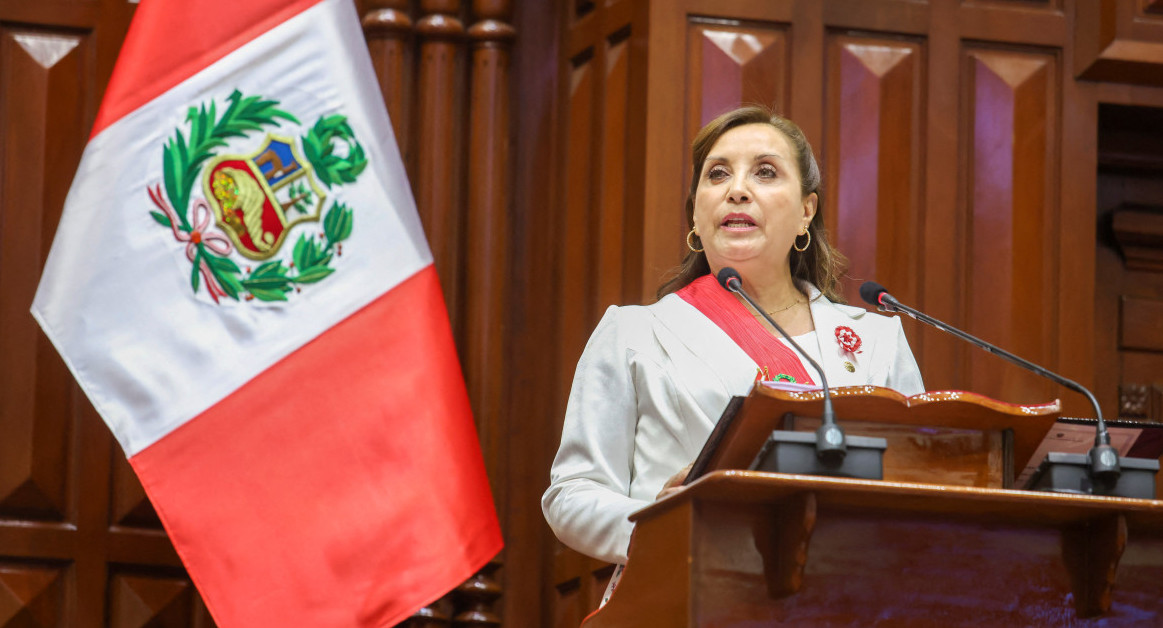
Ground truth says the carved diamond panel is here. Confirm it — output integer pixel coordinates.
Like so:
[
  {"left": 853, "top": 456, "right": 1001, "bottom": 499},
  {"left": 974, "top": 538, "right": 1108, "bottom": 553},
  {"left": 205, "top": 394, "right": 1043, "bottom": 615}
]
[
  {"left": 964, "top": 48, "right": 1058, "bottom": 403},
  {"left": 110, "top": 451, "right": 161, "bottom": 529},
  {"left": 0, "top": 27, "right": 90, "bottom": 523},
  {"left": 558, "top": 52, "right": 597, "bottom": 409},
  {"left": 0, "top": 563, "right": 65, "bottom": 627},
  {"left": 686, "top": 19, "right": 789, "bottom": 134},
  {"left": 107, "top": 573, "right": 196, "bottom": 628},
  {"left": 597, "top": 35, "right": 630, "bottom": 308},
  {"left": 826, "top": 35, "right": 923, "bottom": 306}
]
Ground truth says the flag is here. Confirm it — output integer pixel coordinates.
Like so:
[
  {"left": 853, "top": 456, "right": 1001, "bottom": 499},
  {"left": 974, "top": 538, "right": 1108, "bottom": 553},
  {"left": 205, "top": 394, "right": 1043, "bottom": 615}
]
[{"left": 30, "top": 0, "right": 502, "bottom": 625}]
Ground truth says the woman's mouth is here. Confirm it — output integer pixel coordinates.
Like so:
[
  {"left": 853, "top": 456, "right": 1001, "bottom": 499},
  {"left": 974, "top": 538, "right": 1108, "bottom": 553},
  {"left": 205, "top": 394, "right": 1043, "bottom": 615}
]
[{"left": 721, "top": 214, "right": 756, "bottom": 230}]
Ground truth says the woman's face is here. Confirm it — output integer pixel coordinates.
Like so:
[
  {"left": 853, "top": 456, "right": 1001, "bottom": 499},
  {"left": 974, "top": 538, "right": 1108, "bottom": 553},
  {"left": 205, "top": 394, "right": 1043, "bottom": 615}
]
[{"left": 692, "top": 123, "right": 817, "bottom": 277}]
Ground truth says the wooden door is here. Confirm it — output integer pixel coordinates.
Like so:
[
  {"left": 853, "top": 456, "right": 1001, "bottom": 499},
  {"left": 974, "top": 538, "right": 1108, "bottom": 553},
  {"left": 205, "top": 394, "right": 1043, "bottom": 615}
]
[{"left": 0, "top": 1, "right": 219, "bottom": 625}]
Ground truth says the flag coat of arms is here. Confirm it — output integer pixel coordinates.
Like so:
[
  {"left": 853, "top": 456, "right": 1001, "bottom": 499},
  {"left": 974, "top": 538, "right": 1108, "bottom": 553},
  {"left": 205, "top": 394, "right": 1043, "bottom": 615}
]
[{"left": 30, "top": 0, "right": 502, "bottom": 625}]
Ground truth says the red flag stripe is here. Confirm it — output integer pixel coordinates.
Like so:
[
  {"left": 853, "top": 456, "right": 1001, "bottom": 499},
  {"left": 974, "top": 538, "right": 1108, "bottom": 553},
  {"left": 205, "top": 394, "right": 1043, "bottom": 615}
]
[
  {"left": 92, "top": 0, "right": 320, "bottom": 138},
  {"left": 129, "top": 265, "right": 502, "bottom": 626}
]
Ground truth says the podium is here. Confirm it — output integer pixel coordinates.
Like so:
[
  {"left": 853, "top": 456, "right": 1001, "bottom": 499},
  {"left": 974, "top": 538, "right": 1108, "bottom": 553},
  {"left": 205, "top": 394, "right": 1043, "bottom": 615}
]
[{"left": 581, "top": 386, "right": 1163, "bottom": 626}]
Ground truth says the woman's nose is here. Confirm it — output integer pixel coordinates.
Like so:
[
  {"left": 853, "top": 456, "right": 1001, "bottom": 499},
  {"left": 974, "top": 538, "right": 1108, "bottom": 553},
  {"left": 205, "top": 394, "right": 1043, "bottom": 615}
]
[{"left": 728, "top": 180, "right": 750, "bottom": 203}]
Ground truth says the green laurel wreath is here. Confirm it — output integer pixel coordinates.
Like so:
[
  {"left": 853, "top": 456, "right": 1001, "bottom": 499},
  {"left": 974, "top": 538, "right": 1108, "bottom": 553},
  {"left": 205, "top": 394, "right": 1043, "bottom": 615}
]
[
  {"left": 303, "top": 114, "right": 368, "bottom": 186},
  {"left": 151, "top": 89, "right": 365, "bottom": 302}
]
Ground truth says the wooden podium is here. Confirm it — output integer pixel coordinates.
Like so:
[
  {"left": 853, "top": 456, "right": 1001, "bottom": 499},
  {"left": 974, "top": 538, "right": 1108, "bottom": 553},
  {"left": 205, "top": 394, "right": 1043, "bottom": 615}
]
[{"left": 581, "top": 386, "right": 1163, "bottom": 626}]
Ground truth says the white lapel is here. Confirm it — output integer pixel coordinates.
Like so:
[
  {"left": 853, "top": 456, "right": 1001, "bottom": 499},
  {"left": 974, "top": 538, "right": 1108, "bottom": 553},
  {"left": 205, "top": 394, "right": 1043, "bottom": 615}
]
[{"left": 650, "top": 294, "right": 759, "bottom": 394}]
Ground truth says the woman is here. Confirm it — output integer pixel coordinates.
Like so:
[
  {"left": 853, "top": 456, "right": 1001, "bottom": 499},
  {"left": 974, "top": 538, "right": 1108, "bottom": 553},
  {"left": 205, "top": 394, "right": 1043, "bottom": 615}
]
[{"left": 541, "top": 106, "right": 924, "bottom": 570}]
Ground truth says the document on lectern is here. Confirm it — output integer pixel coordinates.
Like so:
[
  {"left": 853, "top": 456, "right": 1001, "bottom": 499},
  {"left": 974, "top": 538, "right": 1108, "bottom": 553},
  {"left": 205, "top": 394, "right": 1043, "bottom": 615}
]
[{"left": 1016, "top": 419, "right": 1163, "bottom": 487}]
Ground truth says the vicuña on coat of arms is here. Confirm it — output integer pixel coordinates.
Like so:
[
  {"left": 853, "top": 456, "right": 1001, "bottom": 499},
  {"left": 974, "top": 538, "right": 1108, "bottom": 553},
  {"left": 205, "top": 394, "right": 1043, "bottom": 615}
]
[{"left": 148, "top": 90, "right": 366, "bottom": 303}]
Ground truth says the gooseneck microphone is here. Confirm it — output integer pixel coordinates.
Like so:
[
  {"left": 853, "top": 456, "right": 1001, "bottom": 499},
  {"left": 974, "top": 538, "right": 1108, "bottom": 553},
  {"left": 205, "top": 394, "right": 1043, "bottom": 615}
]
[
  {"left": 858, "top": 281, "right": 1127, "bottom": 490},
  {"left": 717, "top": 267, "right": 846, "bottom": 462}
]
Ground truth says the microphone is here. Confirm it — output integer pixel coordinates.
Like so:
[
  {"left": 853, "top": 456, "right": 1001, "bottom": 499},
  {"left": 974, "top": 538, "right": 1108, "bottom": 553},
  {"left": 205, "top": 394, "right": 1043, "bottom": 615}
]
[
  {"left": 716, "top": 267, "right": 846, "bottom": 462},
  {"left": 859, "top": 281, "right": 1157, "bottom": 497}
]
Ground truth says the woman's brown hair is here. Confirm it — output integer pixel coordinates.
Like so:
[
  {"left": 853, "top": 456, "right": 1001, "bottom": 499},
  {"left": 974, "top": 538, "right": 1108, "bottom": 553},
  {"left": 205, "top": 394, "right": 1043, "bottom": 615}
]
[{"left": 656, "top": 105, "right": 847, "bottom": 303}]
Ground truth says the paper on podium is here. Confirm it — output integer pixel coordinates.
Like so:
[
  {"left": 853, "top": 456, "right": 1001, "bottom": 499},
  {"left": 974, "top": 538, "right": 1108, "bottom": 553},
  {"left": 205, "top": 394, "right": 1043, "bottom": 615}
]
[{"left": 1015, "top": 421, "right": 1144, "bottom": 487}]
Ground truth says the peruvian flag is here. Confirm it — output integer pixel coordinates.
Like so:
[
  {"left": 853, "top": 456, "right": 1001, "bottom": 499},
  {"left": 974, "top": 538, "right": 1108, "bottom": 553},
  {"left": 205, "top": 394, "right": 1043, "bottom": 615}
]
[{"left": 30, "top": 0, "right": 502, "bottom": 626}]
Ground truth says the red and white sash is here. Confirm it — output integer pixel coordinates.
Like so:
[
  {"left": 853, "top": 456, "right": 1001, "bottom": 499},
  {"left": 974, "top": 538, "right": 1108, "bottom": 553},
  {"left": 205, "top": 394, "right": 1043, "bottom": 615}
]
[{"left": 676, "top": 274, "right": 814, "bottom": 384}]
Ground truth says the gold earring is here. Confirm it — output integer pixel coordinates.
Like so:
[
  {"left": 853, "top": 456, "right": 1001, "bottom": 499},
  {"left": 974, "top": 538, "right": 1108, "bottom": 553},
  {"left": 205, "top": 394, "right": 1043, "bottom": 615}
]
[
  {"left": 793, "top": 229, "right": 811, "bottom": 252},
  {"left": 687, "top": 228, "right": 704, "bottom": 253}
]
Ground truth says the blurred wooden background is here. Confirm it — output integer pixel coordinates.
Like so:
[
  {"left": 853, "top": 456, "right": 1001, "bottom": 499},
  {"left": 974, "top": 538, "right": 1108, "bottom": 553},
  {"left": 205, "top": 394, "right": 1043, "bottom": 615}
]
[{"left": 4, "top": 0, "right": 1163, "bottom": 625}]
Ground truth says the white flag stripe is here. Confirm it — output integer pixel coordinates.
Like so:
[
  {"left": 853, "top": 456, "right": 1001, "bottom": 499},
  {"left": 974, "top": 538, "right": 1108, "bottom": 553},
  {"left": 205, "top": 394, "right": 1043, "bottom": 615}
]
[{"left": 32, "top": 0, "right": 430, "bottom": 456}]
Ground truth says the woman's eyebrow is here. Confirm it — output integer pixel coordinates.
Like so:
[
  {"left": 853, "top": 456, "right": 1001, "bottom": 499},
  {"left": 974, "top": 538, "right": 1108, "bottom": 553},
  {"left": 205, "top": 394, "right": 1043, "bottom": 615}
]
[{"left": 706, "top": 152, "right": 788, "bottom": 162}]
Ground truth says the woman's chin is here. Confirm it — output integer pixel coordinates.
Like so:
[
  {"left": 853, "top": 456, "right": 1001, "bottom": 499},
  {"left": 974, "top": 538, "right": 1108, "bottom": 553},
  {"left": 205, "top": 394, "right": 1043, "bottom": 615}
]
[{"left": 708, "top": 248, "right": 771, "bottom": 269}]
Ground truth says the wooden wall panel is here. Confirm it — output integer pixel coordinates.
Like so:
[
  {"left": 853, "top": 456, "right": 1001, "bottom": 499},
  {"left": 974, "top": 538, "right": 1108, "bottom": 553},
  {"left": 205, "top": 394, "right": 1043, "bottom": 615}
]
[
  {"left": 686, "top": 19, "right": 789, "bottom": 127},
  {"left": 0, "top": 4, "right": 220, "bottom": 626},
  {"left": 1120, "top": 295, "right": 1163, "bottom": 351},
  {"left": 0, "top": 26, "right": 87, "bottom": 525},
  {"left": 551, "top": 35, "right": 603, "bottom": 628},
  {"left": 551, "top": 2, "right": 647, "bottom": 624},
  {"left": 0, "top": 565, "right": 66, "bottom": 628},
  {"left": 915, "top": 0, "right": 964, "bottom": 394},
  {"left": 0, "top": 562, "right": 66, "bottom": 627},
  {"left": 964, "top": 47, "right": 1059, "bottom": 404},
  {"left": 551, "top": 554, "right": 612, "bottom": 628},
  {"left": 596, "top": 33, "right": 630, "bottom": 310},
  {"left": 558, "top": 55, "right": 597, "bottom": 375},
  {"left": 1076, "top": 0, "right": 1163, "bottom": 86},
  {"left": 555, "top": 0, "right": 645, "bottom": 391},
  {"left": 107, "top": 573, "right": 198, "bottom": 628},
  {"left": 826, "top": 35, "right": 923, "bottom": 307},
  {"left": 109, "top": 454, "right": 161, "bottom": 528}
]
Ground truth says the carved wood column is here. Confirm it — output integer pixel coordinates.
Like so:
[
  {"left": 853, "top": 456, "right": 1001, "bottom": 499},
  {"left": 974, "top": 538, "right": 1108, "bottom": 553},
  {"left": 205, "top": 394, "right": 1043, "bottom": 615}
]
[
  {"left": 458, "top": 5, "right": 513, "bottom": 626},
  {"left": 377, "top": 2, "right": 509, "bottom": 625},
  {"left": 415, "top": 0, "right": 465, "bottom": 327},
  {"left": 361, "top": 0, "right": 413, "bottom": 170},
  {"left": 463, "top": 0, "right": 514, "bottom": 526}
]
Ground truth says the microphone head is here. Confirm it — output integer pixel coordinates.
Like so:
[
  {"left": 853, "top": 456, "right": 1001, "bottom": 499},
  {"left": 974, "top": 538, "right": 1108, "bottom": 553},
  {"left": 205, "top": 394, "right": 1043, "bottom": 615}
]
[
  {"left": 859, "top": 281, "right": 889, "bottom": 307},
  {"left": 716, "top": 267, "right": 742, "bottom": 290}
]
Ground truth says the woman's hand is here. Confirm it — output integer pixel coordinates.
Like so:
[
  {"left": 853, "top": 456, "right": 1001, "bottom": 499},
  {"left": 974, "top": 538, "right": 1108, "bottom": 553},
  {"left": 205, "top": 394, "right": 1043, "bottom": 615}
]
[{"left": 656, "top": 462, "right": 695, "bottom": 500}]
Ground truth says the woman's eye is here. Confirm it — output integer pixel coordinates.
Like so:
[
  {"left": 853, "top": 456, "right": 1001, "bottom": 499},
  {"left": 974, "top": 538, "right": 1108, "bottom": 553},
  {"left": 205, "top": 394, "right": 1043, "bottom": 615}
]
[
  {"left": 756, "top": 165, "right": 777, "bottom": 179},
  {"left": 706, "top": 167, "right": 729, "bottom": 182}
]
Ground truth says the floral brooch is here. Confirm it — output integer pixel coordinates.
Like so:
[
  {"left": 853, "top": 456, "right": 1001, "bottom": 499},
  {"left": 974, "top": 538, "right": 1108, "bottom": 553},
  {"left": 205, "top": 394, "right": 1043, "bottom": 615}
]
[{"left": 834, "top": 325, "right": 863, "bottom": 354}]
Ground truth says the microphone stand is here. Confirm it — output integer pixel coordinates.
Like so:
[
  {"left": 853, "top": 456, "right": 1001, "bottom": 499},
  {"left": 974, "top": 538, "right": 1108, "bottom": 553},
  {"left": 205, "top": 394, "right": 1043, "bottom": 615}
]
[{"left": 865, "top": 283, "right": 1157, "bottom": 498}]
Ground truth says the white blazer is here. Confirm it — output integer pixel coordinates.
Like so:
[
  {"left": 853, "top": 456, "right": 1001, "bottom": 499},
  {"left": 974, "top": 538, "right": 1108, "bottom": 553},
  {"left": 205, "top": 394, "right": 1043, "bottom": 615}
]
[{"left": 541, "top": 285, "right": 924, "bottom": 563}]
